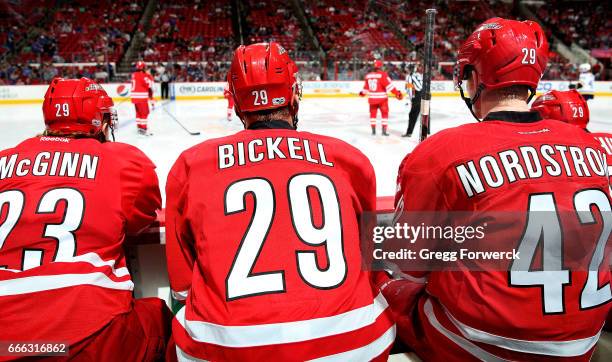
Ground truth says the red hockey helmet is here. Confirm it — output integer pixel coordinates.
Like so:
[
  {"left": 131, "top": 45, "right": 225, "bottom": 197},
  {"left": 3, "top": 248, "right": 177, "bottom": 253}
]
[
  {"left": 43, "top": 77, "right": 117, "bottom": 136},
  {"left": 374, "top": 60, "right": 383, "bottom": 69},
  {"left": 531, "top": 89, "right": 589, "bottom": 129},
  {"left": 136, "top": 61, "right": 146, "bottom": 70},
  {"left": 228, "top": 42, "right": 301, "bottom": 119},
  {"left": 454, "top": 18, "right": 549, "bottom": 118}
]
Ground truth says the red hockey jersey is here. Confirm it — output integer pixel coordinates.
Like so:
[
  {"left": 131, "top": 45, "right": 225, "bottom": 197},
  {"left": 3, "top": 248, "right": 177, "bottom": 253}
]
[
  {"left": 591, "top": 132, "right": 612, "bottom": 179},
  {"left": 394, "top": 111, "right": 612, "bottom": 361},
  {"left": 0, "top": 136, "right": 161, "bottom": 355},
  {"left": 591, "top": 131, "right": 612, "bottom": 329},
  {"left": 361, "top": 70, "right": 399, "bottom": 104},
  {"left": 131, "top": 71, "right": 154, "bottom": 103},
  {"left": 166, "top": 124, "right": 395, "bottom": 361}
]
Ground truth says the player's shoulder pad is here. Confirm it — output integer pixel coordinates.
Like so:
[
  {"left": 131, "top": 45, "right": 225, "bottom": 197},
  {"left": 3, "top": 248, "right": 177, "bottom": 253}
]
[
  {"left": 103, "top": 141, "right": 156, "bottom": 168},
  {"left": 590, "top": 131, "right": 612, "bottom": 138},
  {"left": 300, "top": 131, "right": 373, "bottom": 167},
  {"left": 170, "top": 137, "right": 221, "bottom": 174},
  {"left": 401, "top": 123, "right": 482, "bottom": 173},
  {"left": 551, "top": 119, "right": 607, "bottom": 145},
  {"left": 0, "top": 143, "right": 16, "bottom": 156},
  {"left": 412, "top": 123, "right": 475, "bottom": 155}
]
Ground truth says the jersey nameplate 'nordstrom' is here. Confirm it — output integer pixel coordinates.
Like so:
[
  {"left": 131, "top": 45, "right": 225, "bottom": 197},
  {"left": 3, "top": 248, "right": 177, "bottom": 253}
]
[
  {"left": 218, "top": 137, "right": 334, "bottom": 169},
  {"left": 456, "top": 144, "right": 608, "bottom": 197}
]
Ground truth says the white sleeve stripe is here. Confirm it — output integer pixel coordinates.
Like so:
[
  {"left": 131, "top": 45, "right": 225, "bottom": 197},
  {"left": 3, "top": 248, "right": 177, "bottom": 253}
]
[
  {"left": 175, "top": 324, "right": 396, "bottom": 362},
  {"left": 423, "top": 299, "right": 508, "bottom": 362},
  {"left": 172, "top": 289, "right": 189, "bottom": 301},
  {"left": 429, "top": 298, "right": 601, "bottom": 357},
  {"left": 70, "top": 252, "right": 130, "bottom": 277},
  {"left": 0, "top": 272, "right": 134, "bottom": 296},
  {"left": 178, "top": 293, "right": 389, "bottom": 347},
  {"left": 0, "top": 252, "right": 129, "bottom": 278},
  {"left": 176, "top": 345, "right": 206, "bottom": 362},
  {"left": 307, "top": 325, "right": 396, "bottom": 362}
]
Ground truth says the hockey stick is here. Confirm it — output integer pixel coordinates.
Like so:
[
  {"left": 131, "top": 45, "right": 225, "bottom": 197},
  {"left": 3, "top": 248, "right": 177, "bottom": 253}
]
[
  {"left": 419, "top": 8, "right": 437, "bottom": 142},
  {"left": 160, "top": 101, "right": 201, "bottom": 136}
]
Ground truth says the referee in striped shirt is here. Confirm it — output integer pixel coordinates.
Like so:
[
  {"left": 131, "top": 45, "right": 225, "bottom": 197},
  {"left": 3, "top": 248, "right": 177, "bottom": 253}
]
[{"left": 403, "top": 64, "right": 423, "bottom": 137}]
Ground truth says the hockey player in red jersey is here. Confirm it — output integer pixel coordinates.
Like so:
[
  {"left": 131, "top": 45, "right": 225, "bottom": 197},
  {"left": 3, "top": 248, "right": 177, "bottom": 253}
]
[
  {"left": 165, "top": 42, "right": 395, "bottom": 361},
  {"left": 390, "top": 18, "right": 611, "bottom": 361},
  {"left": 531, "top": 89, "right": 612, "bottom": 330},
  {"left": 531, "top": 89, "right": 612, "bottom": 175},
  {"left": 223, "top": 82, "right": 234, "bottom": 121},
  {"left": 531, "top": 89, "right": 590, "bottom": 130},
  {"left": 0, "top": 78, "right": 171, "bottom": 361},
  {"left": 359, "top": 59, "right": 403, "bottom": 136},
  {"left": 131, "top": 60, "right": 155, "bottom": 135}
]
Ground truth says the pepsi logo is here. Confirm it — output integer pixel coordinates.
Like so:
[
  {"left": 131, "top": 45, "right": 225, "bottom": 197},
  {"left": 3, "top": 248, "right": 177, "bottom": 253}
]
[{"left": 116, "top": 84, "right": 130, "bottom": 97}]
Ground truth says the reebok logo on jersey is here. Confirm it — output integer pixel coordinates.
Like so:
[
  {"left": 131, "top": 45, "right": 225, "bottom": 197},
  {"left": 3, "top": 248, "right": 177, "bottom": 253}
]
[
  {"left": 477, "top": 23, "right": 502, "bottom": 31},
  {"left": 40, "top": 136, "right": 70, "bottom": 143},
  {"left": 517, "top": 128, "right": 550, "bottom": 135}
]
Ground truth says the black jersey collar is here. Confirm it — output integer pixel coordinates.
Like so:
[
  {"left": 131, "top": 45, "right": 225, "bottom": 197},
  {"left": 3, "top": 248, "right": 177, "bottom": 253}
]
[
  {"left": 483, "top": 111, "right": 542, "bottom": 123},
  {"left": 247, "top": 120, "right": 295, "bottom": 130}
]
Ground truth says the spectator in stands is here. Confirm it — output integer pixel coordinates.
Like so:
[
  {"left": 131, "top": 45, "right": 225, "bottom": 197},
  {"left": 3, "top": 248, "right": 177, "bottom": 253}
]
[
  {"left": 41, "top": 63, "right": 58, "bottom": 82},
  {"left": 0, "top": 0, "right": 601, "bottom": 84}
]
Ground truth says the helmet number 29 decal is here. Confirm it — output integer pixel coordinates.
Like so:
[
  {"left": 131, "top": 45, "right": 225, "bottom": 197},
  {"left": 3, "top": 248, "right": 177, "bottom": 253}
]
[
  {"left": 521, "top": 48, "right": 537, "bottom": 65},
  {"left": 55, "top": 103, "right": 70, "bottom": 117},
  {"left": 572, "top": 106, "right": 584, "bottom": 118},
  {"left": 252, "top": 90, "right": 269, "bottom": 106}
]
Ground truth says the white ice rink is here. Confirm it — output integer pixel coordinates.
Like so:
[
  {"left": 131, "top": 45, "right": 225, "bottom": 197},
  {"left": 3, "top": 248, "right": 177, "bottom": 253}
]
[{"left": 1, "top": 96, "right": 611, "bottom": 200}]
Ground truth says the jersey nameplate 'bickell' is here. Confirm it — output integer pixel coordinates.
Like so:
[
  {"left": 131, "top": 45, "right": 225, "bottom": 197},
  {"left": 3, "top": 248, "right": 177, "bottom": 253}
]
[
  {"left": 396, "top": 112, "right": 612, "bottom": 361},
  {"left": 166, "top": 127, "right": 395, "bottom": 361},
  {"left": 0, "top": 136, "right": 160, "bottom": 350}
]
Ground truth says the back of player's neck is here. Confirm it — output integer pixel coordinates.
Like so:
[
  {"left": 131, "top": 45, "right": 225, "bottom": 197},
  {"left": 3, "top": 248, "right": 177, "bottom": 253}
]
[{"left": 485, "top": 100, "right": 530, "bottom": 115}]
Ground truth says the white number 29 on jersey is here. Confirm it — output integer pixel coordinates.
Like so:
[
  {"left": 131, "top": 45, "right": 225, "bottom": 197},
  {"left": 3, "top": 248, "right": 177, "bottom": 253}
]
[{"left": 224, "top": 174, "right": 346, "bottom": 300}]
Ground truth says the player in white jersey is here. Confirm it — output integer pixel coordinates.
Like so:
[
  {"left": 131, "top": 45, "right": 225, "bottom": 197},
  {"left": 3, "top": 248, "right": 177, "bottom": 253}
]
[{"left": 576, "top": 63, "right": 595, "bottom": 100}]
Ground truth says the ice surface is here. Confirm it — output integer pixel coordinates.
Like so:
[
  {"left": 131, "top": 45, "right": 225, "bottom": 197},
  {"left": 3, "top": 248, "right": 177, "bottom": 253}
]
[{"left": 2, "top": 96, "right": 611, "bottom": 201}]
